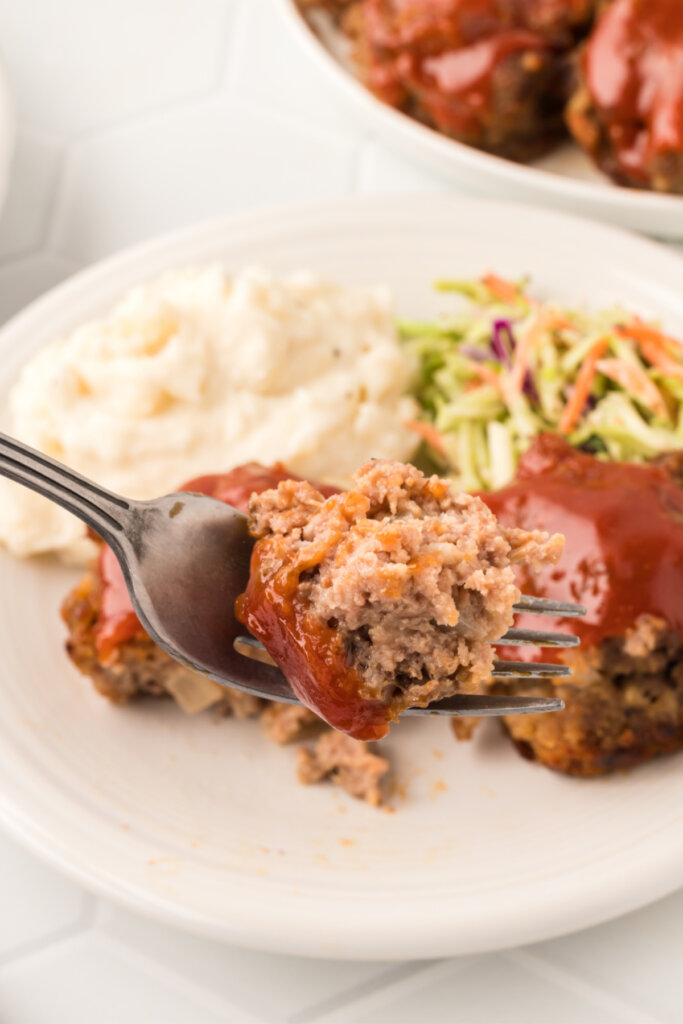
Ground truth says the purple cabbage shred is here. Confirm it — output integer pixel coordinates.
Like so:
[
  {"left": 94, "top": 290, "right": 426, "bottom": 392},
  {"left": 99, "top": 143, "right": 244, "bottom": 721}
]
[
  {"left": 492, "top": 318, "right": 540, "bottom": 404},
  {"left": 491, "top": 319, "right": 515, "bottom": 366},
  {"left": 522, "top": 370, "right": 540, "bottom": 405},
  {"left": 462, "top": 319, "right": 542, "bottom": 405}
]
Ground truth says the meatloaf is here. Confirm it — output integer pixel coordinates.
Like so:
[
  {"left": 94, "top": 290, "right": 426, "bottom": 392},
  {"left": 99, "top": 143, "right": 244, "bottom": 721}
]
[
  {"left": 566, "top": 0, "right": 683, "bottom": 193},
  {"left": 304, "top": 0, "right": 597, "bottom": 160},
  {"left": 237, "top": 458, "right": 563, "bottom": 739},
  {"left": 499, "top": 614, "right": 683, "bottom": 775},
  {"left": 475, "top": 436, "right": 683, "bottom": 776}
]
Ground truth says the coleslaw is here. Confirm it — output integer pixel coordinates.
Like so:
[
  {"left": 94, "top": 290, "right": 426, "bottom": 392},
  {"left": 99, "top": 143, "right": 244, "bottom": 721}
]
[{"left": 400, "top": 274, "right": 683, "bottom": 491}]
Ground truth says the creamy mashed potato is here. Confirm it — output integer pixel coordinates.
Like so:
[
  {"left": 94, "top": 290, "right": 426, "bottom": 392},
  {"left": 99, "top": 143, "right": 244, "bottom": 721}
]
[{"left": 0, "top": 266, "right": 418, "bottom": 559}]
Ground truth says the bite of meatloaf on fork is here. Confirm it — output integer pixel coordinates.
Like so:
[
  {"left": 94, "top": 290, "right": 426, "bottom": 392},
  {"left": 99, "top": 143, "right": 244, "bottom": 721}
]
[{"left": 237, "top": 458, "right": 563, "bottom": 739}]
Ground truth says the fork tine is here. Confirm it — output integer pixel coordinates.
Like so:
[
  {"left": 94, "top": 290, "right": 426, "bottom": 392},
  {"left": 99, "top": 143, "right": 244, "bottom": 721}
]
[
  {"left": 403, "top": 694, "right": 564, "bottom": 717},
  {"left": 492, "top": 660, "right": 571, "bottom": 678},
  {"left": 234, "top": 636, "right": 277, "bottom": 666},
  {"left": 234, "top": 638, "right": 570, "bottom": 714},
  {"left": 496, "top": 627, "right": 579, "bottom": 648},
  {"left": 514, "top": 594, "right": 586, "bottom": 617},
  {"left": 237, "top": 637, "right": 572, "bottom": 681}
]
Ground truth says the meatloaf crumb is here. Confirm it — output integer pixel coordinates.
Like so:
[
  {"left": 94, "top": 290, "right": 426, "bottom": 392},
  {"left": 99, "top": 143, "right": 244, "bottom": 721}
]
[
  {"left": 297, "top": 731, "right": 389, "bottom": 806},
  {"left": 260, "top": 703, "right": 323, "bottom": 744},
  {"left": 244, "top": 459, "right": 563, "bottom": 725},
  {"left": 451, "top": 716, "right": 481, "bottom": 741},
  {"left": 495, "top": 614, "right": 683, "bottom": 776}
]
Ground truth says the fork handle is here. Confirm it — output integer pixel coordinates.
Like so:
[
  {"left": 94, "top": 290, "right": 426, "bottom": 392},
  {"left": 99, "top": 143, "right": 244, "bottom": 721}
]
[{"left": 0, "top": 431, "right": 132, "bottom": 546}]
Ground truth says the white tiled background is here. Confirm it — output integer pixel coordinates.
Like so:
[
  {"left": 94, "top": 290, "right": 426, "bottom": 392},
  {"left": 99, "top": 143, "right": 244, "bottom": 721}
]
[{"left": 0, "top": 2, "right": 681, "bottom": 1021}]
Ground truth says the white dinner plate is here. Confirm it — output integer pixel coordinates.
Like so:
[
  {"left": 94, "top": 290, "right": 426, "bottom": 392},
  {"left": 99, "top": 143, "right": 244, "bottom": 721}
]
[
  {"left": 2, "top": 196, "right": 683, "bottom": 960},
  {"left": 280, "top": 1, "right": 683, "bottom": 240}
]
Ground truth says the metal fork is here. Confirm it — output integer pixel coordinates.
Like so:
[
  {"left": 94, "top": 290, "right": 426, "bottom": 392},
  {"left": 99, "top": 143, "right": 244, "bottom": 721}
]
[{"left": 0, "top": 432, "right": 584, "bottom": 718}]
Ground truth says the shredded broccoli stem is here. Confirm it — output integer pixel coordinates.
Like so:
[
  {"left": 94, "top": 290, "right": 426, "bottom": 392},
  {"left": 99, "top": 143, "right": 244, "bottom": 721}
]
[{"left": 400, "top": 277, "right": 683, "bottom": 491}]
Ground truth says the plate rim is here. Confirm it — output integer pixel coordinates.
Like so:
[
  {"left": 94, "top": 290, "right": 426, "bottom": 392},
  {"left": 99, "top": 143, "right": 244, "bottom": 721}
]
[
  {"left": 278, "top": 0, "right": 683, "bottom": 229},
  {"left": 2, "top": 194, "right": 683, "bottom": 958},
  {"left": 2, "top": 190, "right": 683, "bottom": 344}
]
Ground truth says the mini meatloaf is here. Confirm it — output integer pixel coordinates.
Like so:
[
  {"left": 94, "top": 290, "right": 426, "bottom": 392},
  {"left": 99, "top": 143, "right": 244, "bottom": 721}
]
[
  {"left": 566, "top": 0, "right": 683, "bottom": 192},
  {"left": 308, "top": 0, "right": 597, "bottom": 160},
  {"left": 499, "top": 614, "right": 683, "bottom": 776},
  {"left": 61, "top": 462, "right": 388, "bottom": 806},
  {"left": 478, "top": 436, "right": 683, "bottom": 776},
  {"left": 236, "top": 459, "right": 563, "bottom": 740}
]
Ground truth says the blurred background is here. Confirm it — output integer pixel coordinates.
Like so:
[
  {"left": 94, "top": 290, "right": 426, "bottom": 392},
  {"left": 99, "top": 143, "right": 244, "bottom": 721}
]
[
  {"left": 0, "top": 0, "right": 459, "bottom": 326},
  {"left": 0, "top": 2, "right": 681, "bottom": 1022}
]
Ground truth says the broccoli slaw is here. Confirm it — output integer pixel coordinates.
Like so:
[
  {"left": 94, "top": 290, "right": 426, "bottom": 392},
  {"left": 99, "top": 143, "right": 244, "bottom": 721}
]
[{"left": 400, "top": 273, "right": 683, "bottom": 492}]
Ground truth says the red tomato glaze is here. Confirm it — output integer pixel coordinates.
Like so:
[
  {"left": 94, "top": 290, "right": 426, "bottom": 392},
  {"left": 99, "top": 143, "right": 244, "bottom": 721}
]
[
  {"left": 483, "top": 434, "right": 683, "bottom": 663},
  {"left": 235, "top": 518, "right": 391, "bottom": 742},
  {"left": 583, "top": 0, "right": 683, "bottom": 184},
  {"left": 361, "top": 0, "right": 552, "bottom": 135}
]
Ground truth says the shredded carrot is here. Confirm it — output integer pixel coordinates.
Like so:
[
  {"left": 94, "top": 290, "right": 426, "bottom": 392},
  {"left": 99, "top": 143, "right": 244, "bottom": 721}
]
[
  {"left": 616, "top": 323, "right": 683, "bottom": 380},
  {"left": 595, "top": 358, "right": 668, "bottom": 418},
  {"left": 558, "top": 335, "right": 610, "bottom": 435},
  {"left": 464, "top": 360, "right": 505, "bottom": 395},
  {"left": 617, "top": 319, "right": 683, "bottom": 354},
  {"left": 404, "top": 419, "right": 448, "bottom": 456},
  {"left": 481, "top": 274, "right": 525, "bottom": 306},
  {"left": 508, "top": 312, "right": 572, "bottom": 398},
  {"left": 640, "top": 342, "right": 683, "bottom": 381}
]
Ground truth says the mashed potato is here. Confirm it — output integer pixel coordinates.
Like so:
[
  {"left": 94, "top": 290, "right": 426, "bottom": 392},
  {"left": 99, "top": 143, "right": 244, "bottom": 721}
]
[{"left": 0, "top": 266, "right": 418, "bottom": 560}]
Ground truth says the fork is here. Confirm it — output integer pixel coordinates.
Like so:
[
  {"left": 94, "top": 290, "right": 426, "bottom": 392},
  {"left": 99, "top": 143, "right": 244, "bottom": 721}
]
[{"left": 0, "top": 432, "right": 584, "bottom": 718}]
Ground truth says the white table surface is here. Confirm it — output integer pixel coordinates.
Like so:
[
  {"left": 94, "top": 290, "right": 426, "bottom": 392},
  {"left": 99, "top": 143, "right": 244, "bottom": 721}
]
[{"left": 0, "top": 2, "right": 681, "bottom": 1021}]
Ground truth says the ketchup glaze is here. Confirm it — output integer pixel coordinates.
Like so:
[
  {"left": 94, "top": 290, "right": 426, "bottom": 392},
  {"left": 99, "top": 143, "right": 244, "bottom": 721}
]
[
  {"left": 361, "top": 0, "right": 554, "bottom": 132},
  {"left": 583, "top": 0, "right": 683, "bottom": 184},
  {"left": 484, "top": 434, "right": 683, "bottom": 661},
  {"left": 236, "top": 524, "right": 391, "bottom": 741}
]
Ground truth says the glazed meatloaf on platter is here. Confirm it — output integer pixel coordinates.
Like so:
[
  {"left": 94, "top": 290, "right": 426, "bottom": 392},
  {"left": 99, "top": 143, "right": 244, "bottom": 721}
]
[
  {"left": 330, "top": 0, "right": 594, "bottom": 161},
  {"left": 300, "top": 0, "right": 683, "bottom": 193},
  {"left": 566, "top": 0, "right": 683, "bottom": 193}
]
